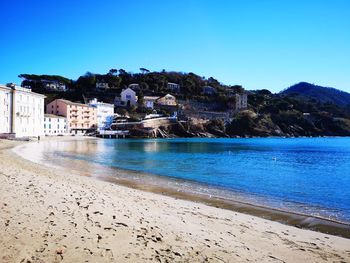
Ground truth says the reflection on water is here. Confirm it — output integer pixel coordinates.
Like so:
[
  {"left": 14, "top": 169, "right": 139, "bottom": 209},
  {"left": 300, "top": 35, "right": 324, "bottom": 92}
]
[{"left": 15, "top": 137, "right": 350, "bottom": 223}]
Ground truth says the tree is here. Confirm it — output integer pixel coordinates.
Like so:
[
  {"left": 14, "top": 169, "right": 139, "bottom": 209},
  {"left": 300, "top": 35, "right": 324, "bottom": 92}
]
[
  {"left": 230, "top": 85, "right": 245, "bottom": 94},
  {"left": 138, "top": 91, "right": 145, "bottom": 108},
  {"left": 106, "top": 75, "right": 121, "bottom": 89},
  {"left": 140, "top": 82, "right": 149, "bottom": 91},
  {"left": 140, "top": 68, "right": 150, "bottom": 74},
  {"left": 118, "top": 69, "right": 127, "bottom": 76},
  {"left": 75, "top": 72, "right": 96, "bottom": 92},
  {"left": 108, "top": 69, "right": 118, "bottom": 75}
]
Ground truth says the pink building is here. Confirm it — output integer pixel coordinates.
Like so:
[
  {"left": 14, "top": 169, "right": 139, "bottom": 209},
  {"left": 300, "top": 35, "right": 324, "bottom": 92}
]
[{"left": 46, "top": 99, "right": 97, "bottom": 134}]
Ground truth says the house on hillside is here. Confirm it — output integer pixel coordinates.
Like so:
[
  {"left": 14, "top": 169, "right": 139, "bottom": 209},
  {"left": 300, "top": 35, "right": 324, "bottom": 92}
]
[
  {"left": 119, "top": 87, "right": 138, "bottom": 107},
  {"left": 143, "top": 96, "right": 159, "bottom": 109},
  {"left": 22, "top": 80, "right": 67, "bottom": 91},
  {"left": 156, "top": 94, "right": 177, "bottom": 106},
  {"left": 43, "top": 80, "right": 67, "bottom": 91},
  {"left": 96, "top": 82, "right": 109, "bottom": 90},
  {"left": 202, "top": 86, "right": 217, "bottom": 96},
  {"left": 167, "top": 83, "right": 180, "bottom": 93}
]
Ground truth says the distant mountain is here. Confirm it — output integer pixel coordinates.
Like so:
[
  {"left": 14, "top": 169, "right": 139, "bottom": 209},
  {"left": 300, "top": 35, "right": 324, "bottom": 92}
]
[{"left": 280, "top": 82, "right": 350, "bottom": 107}]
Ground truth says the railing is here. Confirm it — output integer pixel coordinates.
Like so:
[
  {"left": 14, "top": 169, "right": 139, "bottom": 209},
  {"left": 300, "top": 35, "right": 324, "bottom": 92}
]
[{"left": 99, "top": 130, "right": 129, "bottom": 135}]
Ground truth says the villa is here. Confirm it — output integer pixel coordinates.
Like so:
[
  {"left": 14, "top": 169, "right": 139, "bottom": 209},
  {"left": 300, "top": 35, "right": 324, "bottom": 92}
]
[
  {"left": 167, "top": 83, "right": 180, "bottom": 93},
  {"left": 96, "top": 82, "right": 109, "bottom": 90},
  {"left": 43, "top": 80, "right": 67, "bottom": 91},
  {"left": 156, "top": 94, "right": 177, "bottom": 106},
  {"left": 117, "top": 87, "right": 138, "bottom": 107}
]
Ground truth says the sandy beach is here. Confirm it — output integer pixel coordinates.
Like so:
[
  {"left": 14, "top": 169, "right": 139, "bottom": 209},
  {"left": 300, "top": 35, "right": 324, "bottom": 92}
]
[{"left": 1, "top": 138, "right": 350, "bottom": 262}]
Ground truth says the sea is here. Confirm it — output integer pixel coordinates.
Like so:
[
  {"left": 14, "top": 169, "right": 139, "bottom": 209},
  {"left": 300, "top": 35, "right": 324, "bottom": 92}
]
[{"left": 19, "top": 137, "right": 350, "bottom": 224}]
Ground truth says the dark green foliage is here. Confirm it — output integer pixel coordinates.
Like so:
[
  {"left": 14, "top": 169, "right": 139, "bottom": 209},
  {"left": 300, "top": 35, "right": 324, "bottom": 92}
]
[
  {"left": 18, "top": 74, "right": 71, "bottom": 85},
  {"left": 227, "top": 91, "right": 350, "bottom": 137},
  {"left": 281, "top": 82, "right": 350, "bottom": 107},
  {"left": 18, "top": 70, "right": 350, "bottom": 137}
]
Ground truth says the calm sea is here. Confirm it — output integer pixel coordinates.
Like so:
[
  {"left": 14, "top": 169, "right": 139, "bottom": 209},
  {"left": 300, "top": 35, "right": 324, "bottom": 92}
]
[{"left": 21, "top": 137, "right": 350, "bottom": 223}]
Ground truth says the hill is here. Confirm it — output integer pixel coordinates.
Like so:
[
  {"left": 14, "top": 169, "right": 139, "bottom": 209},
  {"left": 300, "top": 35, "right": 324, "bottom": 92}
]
[
  {"left": 17, "top": 70, "right": 350, "bottom": 137},
  {"left": 280, "top": 82, "right": 350, "bottom": 108}
]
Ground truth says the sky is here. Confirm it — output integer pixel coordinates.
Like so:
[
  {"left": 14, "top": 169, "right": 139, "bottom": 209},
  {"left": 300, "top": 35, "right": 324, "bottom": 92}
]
[{"left": 0, "top": 0, "right": 350, "bottom": 93}]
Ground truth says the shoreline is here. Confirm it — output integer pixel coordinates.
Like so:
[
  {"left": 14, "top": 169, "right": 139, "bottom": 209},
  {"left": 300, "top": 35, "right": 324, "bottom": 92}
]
[
  {"left": 1, "top": 137, "right": 350, "bottom": 262},
  {"left": 13, "top": 137, "right": 350, "bottom": 239}
]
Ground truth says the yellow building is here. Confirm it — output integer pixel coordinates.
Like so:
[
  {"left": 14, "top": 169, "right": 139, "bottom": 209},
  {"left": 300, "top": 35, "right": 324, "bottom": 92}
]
[{"left": 156, "top": 94, "right": 177, "bottom": 106}]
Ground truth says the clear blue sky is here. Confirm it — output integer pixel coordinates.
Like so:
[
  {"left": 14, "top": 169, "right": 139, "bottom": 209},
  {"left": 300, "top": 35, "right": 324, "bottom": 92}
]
[{"left": 1, "top": 0, "right": 349, "bottom": 92}]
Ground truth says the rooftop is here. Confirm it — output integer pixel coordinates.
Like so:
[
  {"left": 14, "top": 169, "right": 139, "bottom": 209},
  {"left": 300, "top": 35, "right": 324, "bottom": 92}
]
[
  {"left": 44, "top": 114, "right": 66, "bottom": 119},
  {"left": 0, "top": 84, "right": 46, "bottom": 97},
  {"left": 144, "top": 96, "right": 160, "bottom": 101},
  {"left": 55, "top": 99, "right": 92, "bottom": 107}
]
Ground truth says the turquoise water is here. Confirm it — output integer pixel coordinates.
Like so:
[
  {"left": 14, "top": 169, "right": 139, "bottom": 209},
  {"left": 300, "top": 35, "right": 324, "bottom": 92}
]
[{"left": 37, "top": 138, "right": 350, "bottom": 223}]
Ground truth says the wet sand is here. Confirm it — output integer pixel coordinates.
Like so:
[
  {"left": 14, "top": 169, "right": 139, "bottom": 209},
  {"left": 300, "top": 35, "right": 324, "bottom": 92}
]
[{"left": 1, "top": 137, "right": 350, "bottom": 262}]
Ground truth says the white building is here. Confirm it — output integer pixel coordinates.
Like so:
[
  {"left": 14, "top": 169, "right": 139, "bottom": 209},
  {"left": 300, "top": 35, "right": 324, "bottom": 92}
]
[
  {"left": 143, "top": 96, "right": 159, "bottom": 109},
  {"left": 44, "top": 114, "right": 67, "bottom": 135},
  {"left": 43, "top": 81, "right": 67, "bottom": 91},
  {"left": 120, "top": 87, "right": 137, "bottom": 107},
  {"left": 88, "top": 98, "right": 114, "bottom": 130},
  {"left": 0, "top": 84, "right": 45, "bottom": 138},
  {"left": 0, "top": 85, "right": 13, "bottom": 134},
  {"left": 96, "top": 82, "right": 109, "bottom": 90},
  {"left": 167, "top": 83, "right": 180, "bottom": 93}
]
